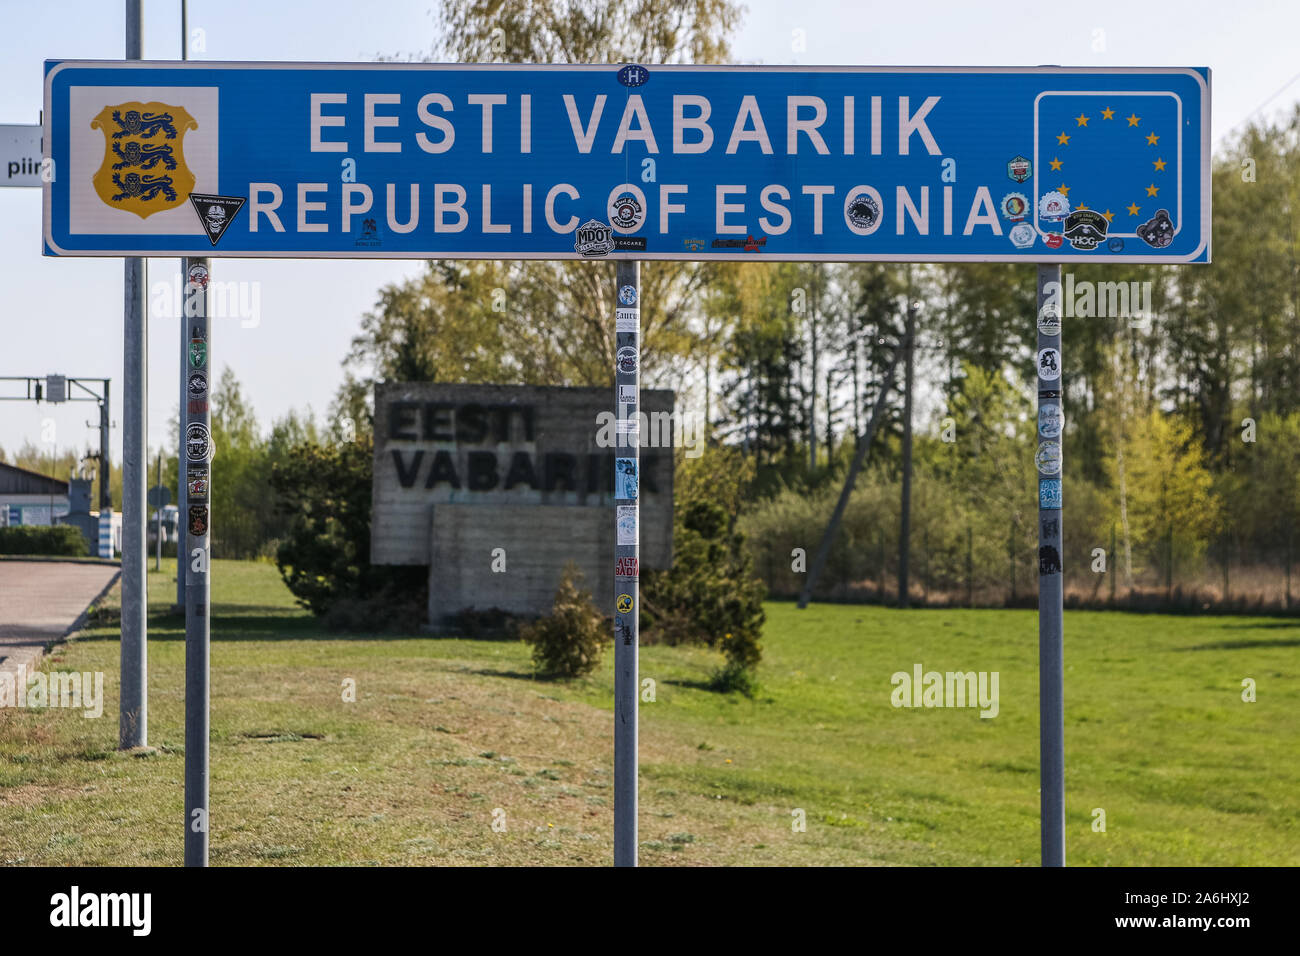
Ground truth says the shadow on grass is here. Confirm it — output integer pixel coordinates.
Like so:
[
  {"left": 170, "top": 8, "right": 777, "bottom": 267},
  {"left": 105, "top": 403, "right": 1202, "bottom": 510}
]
[
  {"left": 1177, "top": 637, "right": 1300, "bottom": 651},
  {"left": 462, "top": 667, "right": 540, "bottom": 681},
  {"left": 77, "top": 605, "right": 376, "bottom": 642},
  {"left": 659, "top": 677, "right": 716, "bottom": 692},
  {"left": 1210, "top": 621, "right": 1300, "bottom": 630}
]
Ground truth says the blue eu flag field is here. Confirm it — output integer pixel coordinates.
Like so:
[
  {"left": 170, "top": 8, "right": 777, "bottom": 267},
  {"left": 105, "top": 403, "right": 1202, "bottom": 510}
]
[{"left": 1036, "top": 93, "right": 1181, "bottom": 244}]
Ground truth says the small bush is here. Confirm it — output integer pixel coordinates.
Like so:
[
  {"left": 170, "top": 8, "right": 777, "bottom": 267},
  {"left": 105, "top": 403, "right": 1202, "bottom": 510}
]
[
  {"left": 709, "top": 660, "right": 761, "bottom": 698},
  {"left": 519, "top": 564, "right": 608, "bottom": 679},
  {"left": 0, "top": 525, "right": 88, "bottom": 557}
]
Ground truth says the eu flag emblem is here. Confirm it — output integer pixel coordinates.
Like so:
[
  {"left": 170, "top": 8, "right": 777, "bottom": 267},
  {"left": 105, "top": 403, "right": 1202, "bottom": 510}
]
[{"left": 1036, "top": 94, "right": 1180, "bottom": 249}]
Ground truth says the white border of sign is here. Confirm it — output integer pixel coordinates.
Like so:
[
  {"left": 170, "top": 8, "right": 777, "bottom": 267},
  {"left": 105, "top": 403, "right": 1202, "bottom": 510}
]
[{"left": 43, "top": 62, "right": 1211, "bottom": 263}]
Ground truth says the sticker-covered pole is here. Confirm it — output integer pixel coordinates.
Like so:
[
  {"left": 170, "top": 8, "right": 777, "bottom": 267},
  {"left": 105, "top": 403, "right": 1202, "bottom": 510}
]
[
  {"left": 176, "top": 0, "right": 189, "bottom": 613},
  {"left": 183, "top": 258, "right": 212, "bottom": 866},
  {"left": 176, "top": 264, "right": 187, "bottom": 611},
  {"left": 613, "top": 260, "right": 640, "bottom": 867},
  {"left": 118, "top": 0, "right": 148, "bottom": 751},
  {"left": 1036, "top": 263, "right": 1065, "bottom": 867}
]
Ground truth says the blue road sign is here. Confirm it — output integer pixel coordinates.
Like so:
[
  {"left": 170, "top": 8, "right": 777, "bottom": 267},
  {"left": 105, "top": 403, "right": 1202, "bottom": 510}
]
[{"left": 43, "top": 62, "right": 1210, "bottom": 262}]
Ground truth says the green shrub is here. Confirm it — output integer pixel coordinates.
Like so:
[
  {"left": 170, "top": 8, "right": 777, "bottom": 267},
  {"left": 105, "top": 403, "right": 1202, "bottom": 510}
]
[
  {"left": 641, "top": 447, "right": 766, "bottom": 689},
  {"left": 709, "top": 660, "right": 761, "bottom": 698},
  {"left": 0, "top": 525, "right": 88, "bottom": 557},
  {"left": 519, "top": 564, "right": 608, "bottom": 678},
  {"left": 270, "top": 438, "right": 425, "bottom": 617}
]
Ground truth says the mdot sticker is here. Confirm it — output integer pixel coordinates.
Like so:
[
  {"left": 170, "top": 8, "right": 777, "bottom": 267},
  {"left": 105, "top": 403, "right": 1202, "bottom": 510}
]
[{"left": 574, "top": 219, "right": 615, "bottom": 257}]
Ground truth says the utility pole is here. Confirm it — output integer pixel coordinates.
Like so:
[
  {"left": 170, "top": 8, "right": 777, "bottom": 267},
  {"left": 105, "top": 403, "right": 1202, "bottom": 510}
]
[
  {"left": 120, "top": 0, "right": 149, "bottom": 750},
  {"left": 99, "top": 379, "right": 111, "bottom": 513},
  {"left": 154, "top": 451, "right": 162, "bottom": 571}
]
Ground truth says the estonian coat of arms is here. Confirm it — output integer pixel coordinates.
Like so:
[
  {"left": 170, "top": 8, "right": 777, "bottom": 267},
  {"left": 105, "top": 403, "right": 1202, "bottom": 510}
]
[{"left": 90, "top": 101, "right": 198, "bottom": 218}]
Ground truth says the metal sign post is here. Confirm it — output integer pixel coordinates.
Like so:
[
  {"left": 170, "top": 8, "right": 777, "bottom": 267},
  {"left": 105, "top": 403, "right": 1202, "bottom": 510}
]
[
  {"left": 176, "top": 0, "right": 190, "bottom": 613},
  {"left": 1036, "top": 264, "right": 1065, "bottom": 866},
  {"left": 613, "top": 260, "right": 640, "bottom": 867},
  {"left": 183, "top": 257, "right": 212, "bottom": 866},
  {"left": 176, "top": 271, "right": 187, "bottom": 612},
  {"left": 118, "top": 0, "right": 147, "bottom": 751}
]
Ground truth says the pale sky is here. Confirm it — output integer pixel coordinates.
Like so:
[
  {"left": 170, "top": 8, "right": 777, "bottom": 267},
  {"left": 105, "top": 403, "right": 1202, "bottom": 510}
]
[{"left": 2, "top": 0, "right": 1297, "bottom": 467}]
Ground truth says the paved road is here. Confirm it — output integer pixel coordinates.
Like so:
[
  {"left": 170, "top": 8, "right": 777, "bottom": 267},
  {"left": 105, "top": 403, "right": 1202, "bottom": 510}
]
[{"left": 0, "top": 561, "right": 120, "bottom": 676}]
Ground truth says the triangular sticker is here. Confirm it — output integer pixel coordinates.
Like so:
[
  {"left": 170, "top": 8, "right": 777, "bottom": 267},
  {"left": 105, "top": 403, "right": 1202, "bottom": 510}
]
[{"left": 189, "top": 193, "right": 247, "bottom": 246}]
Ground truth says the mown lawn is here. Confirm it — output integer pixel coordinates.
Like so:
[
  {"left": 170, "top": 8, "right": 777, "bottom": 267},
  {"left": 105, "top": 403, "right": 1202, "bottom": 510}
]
[{"left": 1, "top": 558, "right": 1295, "bottom": 866}]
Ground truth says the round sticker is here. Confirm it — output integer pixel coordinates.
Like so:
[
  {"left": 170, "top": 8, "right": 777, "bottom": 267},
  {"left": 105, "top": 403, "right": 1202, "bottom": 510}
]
[
  {"left": 616, "top": 346, "right": 638, "bottom": 374},
  {"left": 1037, "top": 347, "right": 1062, "bottom": 382},
  {"left": 185, "top": 423, "right": 213, "bottom": 463},
  {"left": 187, "top": 263, "right": 209, "bottom": 289},
  {"left": 618, "top": 284, "right": 637, "bottom": 306},
  {"left": 1035, "top": 440, "right": 1062, "bottom": 475},
  {"left": 1037, "top": 306, "right": 1061, "bottom": 337},
  {"left": 188, "top": 371, "right": 208, "bottom": 395},
  {"left": 1000, "top": 192, "right": 1029, "bottom": 221},
  {"left": 1038, "top": 404, "right": 1064, "bottom": 438},
  {"left": 1039, "top": 190, "right": 1070, "bottom": 222},
  {"left": 843, "top": 187, "right": 883, "bottom": 235},
  {"left": 609, "top": 192, "right": 644, "bottom": 230}
]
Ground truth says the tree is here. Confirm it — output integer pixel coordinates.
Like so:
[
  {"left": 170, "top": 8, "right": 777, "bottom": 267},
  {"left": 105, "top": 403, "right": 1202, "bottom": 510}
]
[
  {"left": 714, "top": 262, "right": 808, "bottom": 484},
  {"left": 206, "top": 368, "right": 275, "bottom": 559},
  {"left": 1121, "top": 410, "right": 1221, "bottom": 577},
  {"left": 432, "top": 0, "right": 742, "bottom": 66}
]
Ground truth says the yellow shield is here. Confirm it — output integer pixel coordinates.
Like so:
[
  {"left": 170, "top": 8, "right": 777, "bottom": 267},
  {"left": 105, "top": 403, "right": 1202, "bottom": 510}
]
[{"left": 90, "top": 102, "right": 198, "bottom": 219}]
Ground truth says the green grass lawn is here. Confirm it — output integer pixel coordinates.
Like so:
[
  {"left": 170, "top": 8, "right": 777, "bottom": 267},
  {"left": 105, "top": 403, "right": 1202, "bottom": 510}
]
[{"left": 1, "top": 558, "right": 1296, "bottom": 866}]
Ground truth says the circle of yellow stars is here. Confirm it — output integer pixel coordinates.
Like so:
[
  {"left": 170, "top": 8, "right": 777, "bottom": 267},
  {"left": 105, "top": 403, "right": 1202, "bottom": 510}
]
[{"left": 1051, "top": 106, "right": 1164, "bottom": 224}]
